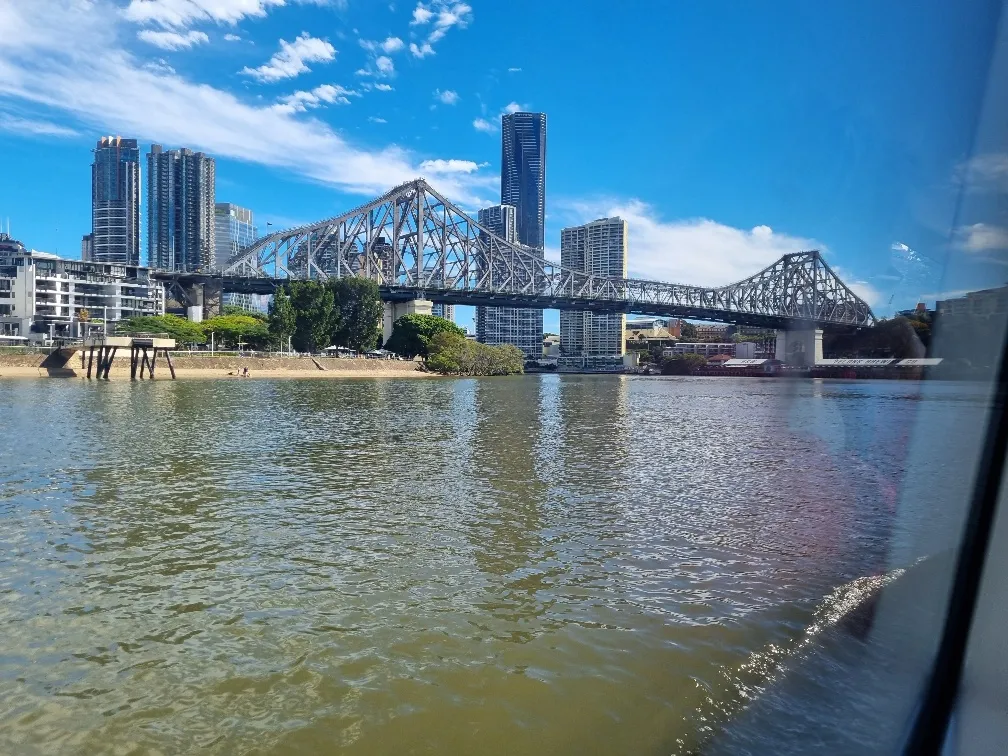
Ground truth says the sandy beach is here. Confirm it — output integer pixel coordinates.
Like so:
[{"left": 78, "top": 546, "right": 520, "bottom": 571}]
[{"left": 0, "top": 353, "right": 432, "bottom": 380}]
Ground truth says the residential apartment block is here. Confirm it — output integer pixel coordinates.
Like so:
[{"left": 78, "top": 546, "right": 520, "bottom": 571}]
[
  {"left": 147, "top": 145, "right": 216, "bottom": 272},
  {"left": 559, "top": 217, "right": 628, "bottom": 368},
  {"left": 91, "top": 136, "right": 141, "bottom": 265},
  {"left": 0, "top": 234, "right": 164, "bottom": 341}
]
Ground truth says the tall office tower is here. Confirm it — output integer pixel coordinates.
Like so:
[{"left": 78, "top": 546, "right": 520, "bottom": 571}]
[
  {"left": 147, "top": 145, "right": 216, "bottom": 271},
  {"left": 475, "top": 204, "right": 538, "bottom": 357},
  {"left": 80, "top": 234, "right": 93, "bottom": 262},
  {"left": 91, "top": 136, "right": 141, "bottom": 265},
  {"left": 213, "top": 203, "right": 257, "bottom": 269},
  {"left": 560, "top": 217, "right": 629, "bottom": 368},
  {"left": 501, "top": 112, "right": 546, "bottom": 248},
  {"left": 491, "top": 112, "right": 546, "bottom": 359}
]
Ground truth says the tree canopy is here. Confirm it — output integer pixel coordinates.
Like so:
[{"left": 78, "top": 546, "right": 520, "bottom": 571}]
[
  {"left": 203, "top": 314, "right": 270, "bottom": 349},
  {"left": 679, "top": 321, "right": 698, "bottom": 341},
  {"left": 384, "top": 314, "right": 464, "bottom": 358},
  {"left": 330, "top": 278, "right": 383, "bottom": 353},
  {"left": 266, "top": 280, "right": 384, "bottom": 353},
  {"left": 660, "top": 353, "right": 707, "bottom": 375},
  {"left": 268, "top": 287, "right": 296, "bottom": 348},
  {"left": 117, "top": 314, "right": 206, "bottom": 344},
  {"left": 425, "top": 331, "right": 524, "bottom": 375},
  {"left": 222, "top": 304, "right": 268, "bottom": 321}
]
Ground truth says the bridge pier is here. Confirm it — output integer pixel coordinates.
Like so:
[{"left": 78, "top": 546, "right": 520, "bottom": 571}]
[
  {"left": 183, "top": 281, "right": 222, "bottom": 322},
  {"left": 382, "top": 299, "right": 433, "bottom": 344},
  {"left": 775, "top": 328, "right": 823, "bottom": 367}
]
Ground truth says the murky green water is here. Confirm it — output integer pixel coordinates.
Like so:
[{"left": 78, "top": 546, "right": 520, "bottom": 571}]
[{"left": 0, "top": 376, "right": 982, "bottom": 754}]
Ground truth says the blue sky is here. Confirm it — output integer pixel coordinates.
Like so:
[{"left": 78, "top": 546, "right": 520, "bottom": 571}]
[{"left": 0, "top": 0, "right": 1006, "bottom": 332}]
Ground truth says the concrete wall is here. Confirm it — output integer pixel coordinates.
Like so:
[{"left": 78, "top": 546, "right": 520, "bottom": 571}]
[{"left": 382, "top": 299, "right": 433, "bottom": 343}]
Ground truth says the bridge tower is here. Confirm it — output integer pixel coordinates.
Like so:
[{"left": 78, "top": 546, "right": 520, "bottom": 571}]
[
  {"left": 775, "top": 329, "right": 823, "bottom": 367},
  {"left": 382, "top": 299, "right": 433, "bottom": 344}
]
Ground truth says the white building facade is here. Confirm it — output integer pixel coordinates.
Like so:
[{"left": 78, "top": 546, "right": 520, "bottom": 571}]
[
  {"left": 0, "top": 239, "right": 164, "bottom": 341},
  {"left": 559, "top": 217, "right": 628, "bottom": 368}
]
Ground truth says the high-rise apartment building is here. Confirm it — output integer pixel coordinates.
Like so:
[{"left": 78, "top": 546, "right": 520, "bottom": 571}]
[
  {"left": 478, "top": 113, "right": 547, "bottom": 359},
  {"left": 147, "top": 145, "right": 216, "bottom": 272},
  {"left": 431, "top": 303, "right": 455, "bottom": 321},
  {"left": 80, "top": 234, "right": 93, "bottom": 262},
  {"left": 91, "top": 136, "right": 141, "bottom": 265},
  {"left": 213, "top": 203, "right": 257, "bottom": 269},
  {"left": 475, "top": 204, "right": 538, "bottom": 358},
  {"left": 560, "top": 217, "right": 629, "bottom": 368}
]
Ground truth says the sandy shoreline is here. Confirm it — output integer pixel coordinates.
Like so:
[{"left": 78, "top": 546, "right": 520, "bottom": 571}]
[{"left": 0, "top": 355, "right": 433, "bottom": 380}]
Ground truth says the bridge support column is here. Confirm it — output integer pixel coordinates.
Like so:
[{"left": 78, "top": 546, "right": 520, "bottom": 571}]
[
  {"left": 202, "top": 280, "right": 222, "bottom": 320},
  {"left": 182, "top": 281, "right": 222, "bottom": 322},
  {"left": 382, "top": 299, "right": 433, "bottom": 344},
  {"left": 185, "top": 285, "right": 204, "bottom": 323},
  {"left": 775, "top": 328, "right": 823, "bottom": 367}
]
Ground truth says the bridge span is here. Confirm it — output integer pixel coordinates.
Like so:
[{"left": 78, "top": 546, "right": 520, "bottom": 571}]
[{"left": 154, "top": 178, "right": 875, "bottom": 332}]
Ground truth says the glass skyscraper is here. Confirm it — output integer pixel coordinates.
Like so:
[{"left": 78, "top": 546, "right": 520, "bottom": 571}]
[
  {"left": 91, "top": 136, "right": 141, "bottom": 265},
  {"left": 501, "top": 112, "right": 546, "bottom": 248},
  {"left": 147, "top": 145, "right": 216, "bottom": 272},
  {"left": 477, "top": 112, "right": 547, "bottom": 359},
  {"left": 213, "top": 203, "right": 257, "bottom": 269}
]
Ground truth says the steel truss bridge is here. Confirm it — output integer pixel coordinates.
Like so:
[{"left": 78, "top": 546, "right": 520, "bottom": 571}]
[{"left": 157, "top": 179, "right": 875, "bottom": 330}]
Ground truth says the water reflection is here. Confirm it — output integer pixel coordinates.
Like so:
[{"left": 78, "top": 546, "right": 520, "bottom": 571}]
[{"left": 0, "top": 376, "right": 987, "bottom": 755}]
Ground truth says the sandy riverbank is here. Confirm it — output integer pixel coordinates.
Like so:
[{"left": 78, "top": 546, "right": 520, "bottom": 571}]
[{"left": 0, "top": 353, "right": 432, "bottom": 380}]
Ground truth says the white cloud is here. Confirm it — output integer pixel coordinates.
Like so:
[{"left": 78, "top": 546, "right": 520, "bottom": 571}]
[
  {"left": 407, "top": 2, "right": 471, "bottom": 53},
  {"left": 419, "top": 158, "right": 481, "bottom": 174},
  {"left": 472, "top": 117, "right": 496, "bottom": 133},
  {"left": 955, "top": 223, "right": 1008, "bottom": 252},
  {"left": 409, "top": 42, "right": 434, "bottom": 58},
  {"left": 381, "top": 36, "right": 404, "bottom": 53},
  {"left": 360, "top": 36, "right": 403, "bottom": 53},
  {"left": 224, "top": 33, "right": 241, "bottom": 42},
  {"left": 273, "top": 83, "right": 359, "bottom": 114},
  {"left": 507, "top": 67, "right": 521, "bottom": 73},
  {"left": 955, "top": 153, "right": 1008, "bottom": 193},
  {"left": 375, "top": 55, "right": 394, "bottom": 75},
  {"left": 556, "top": 197, "right": 828, "bottom": 289},
  {"left": 241, "top": 33, "right": 336, "bottom": 82},
  {"left": 410, "top": 3, "right": 434, "bottom": 24},
  {"left": 123, "top": 0, "right": 285, "bottom": 28},
  {"left": 375, "top": 83, "right": 393, "bottom": 91},
  {"left": 0, "top": 114, "right": 79, "bottom": 138},
  {"left": 369, "top": 116, "right": 387, "bottom": 124},
  {"left": 833, "top": 267, "right": 882, "bottom": 308},
  {"left": 137, "top": 29, "right": 209, "bottom": 50},
  {"left": 502, "top": 101, "right": 524, "bottom": 114},
  {"left": 435, "top": 88, "right": 458, "bottom": 105},
  {"left": 0, "top": 0, "right": 489, "bottom": 204}
]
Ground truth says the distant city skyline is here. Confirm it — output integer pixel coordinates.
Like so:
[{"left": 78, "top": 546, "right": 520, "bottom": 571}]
[{"left": 0, "top": 0, "right": 1003, "bottom": 333}]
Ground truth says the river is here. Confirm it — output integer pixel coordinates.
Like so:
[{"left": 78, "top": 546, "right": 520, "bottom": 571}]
[{"left": 0, "top": 375, "right": 985, "bottom": 754}]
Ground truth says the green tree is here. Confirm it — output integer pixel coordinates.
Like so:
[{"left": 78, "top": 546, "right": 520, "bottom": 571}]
[
  {"left": 660, "top": 352, "right": 707, "bottom": 375},
  {"left": 680, "top": 321, "right": 698, "bottom": 341},
  {"left": 117, "top": 314, "right": 205, "bottom": 344},
  {"left": 268, "top": 287, "right": 296, "bottom": 348},
  {"left": 222, "top": 304, "right": 268, "bottom": 321},
  {"left": 385, "top": 314, "right": 464, "bottom": 358},
  {"left": 426, "top": 331, "right": 524, "bottom": 375},
  {"left": 328, "top": 278, "right": 383, "bottom": 352},
  {"left": 202, "top": 314, "right": 270, "bottom": 349},
  {"left": 287, "top": 281, "right": 337, "bottom": 352}
]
